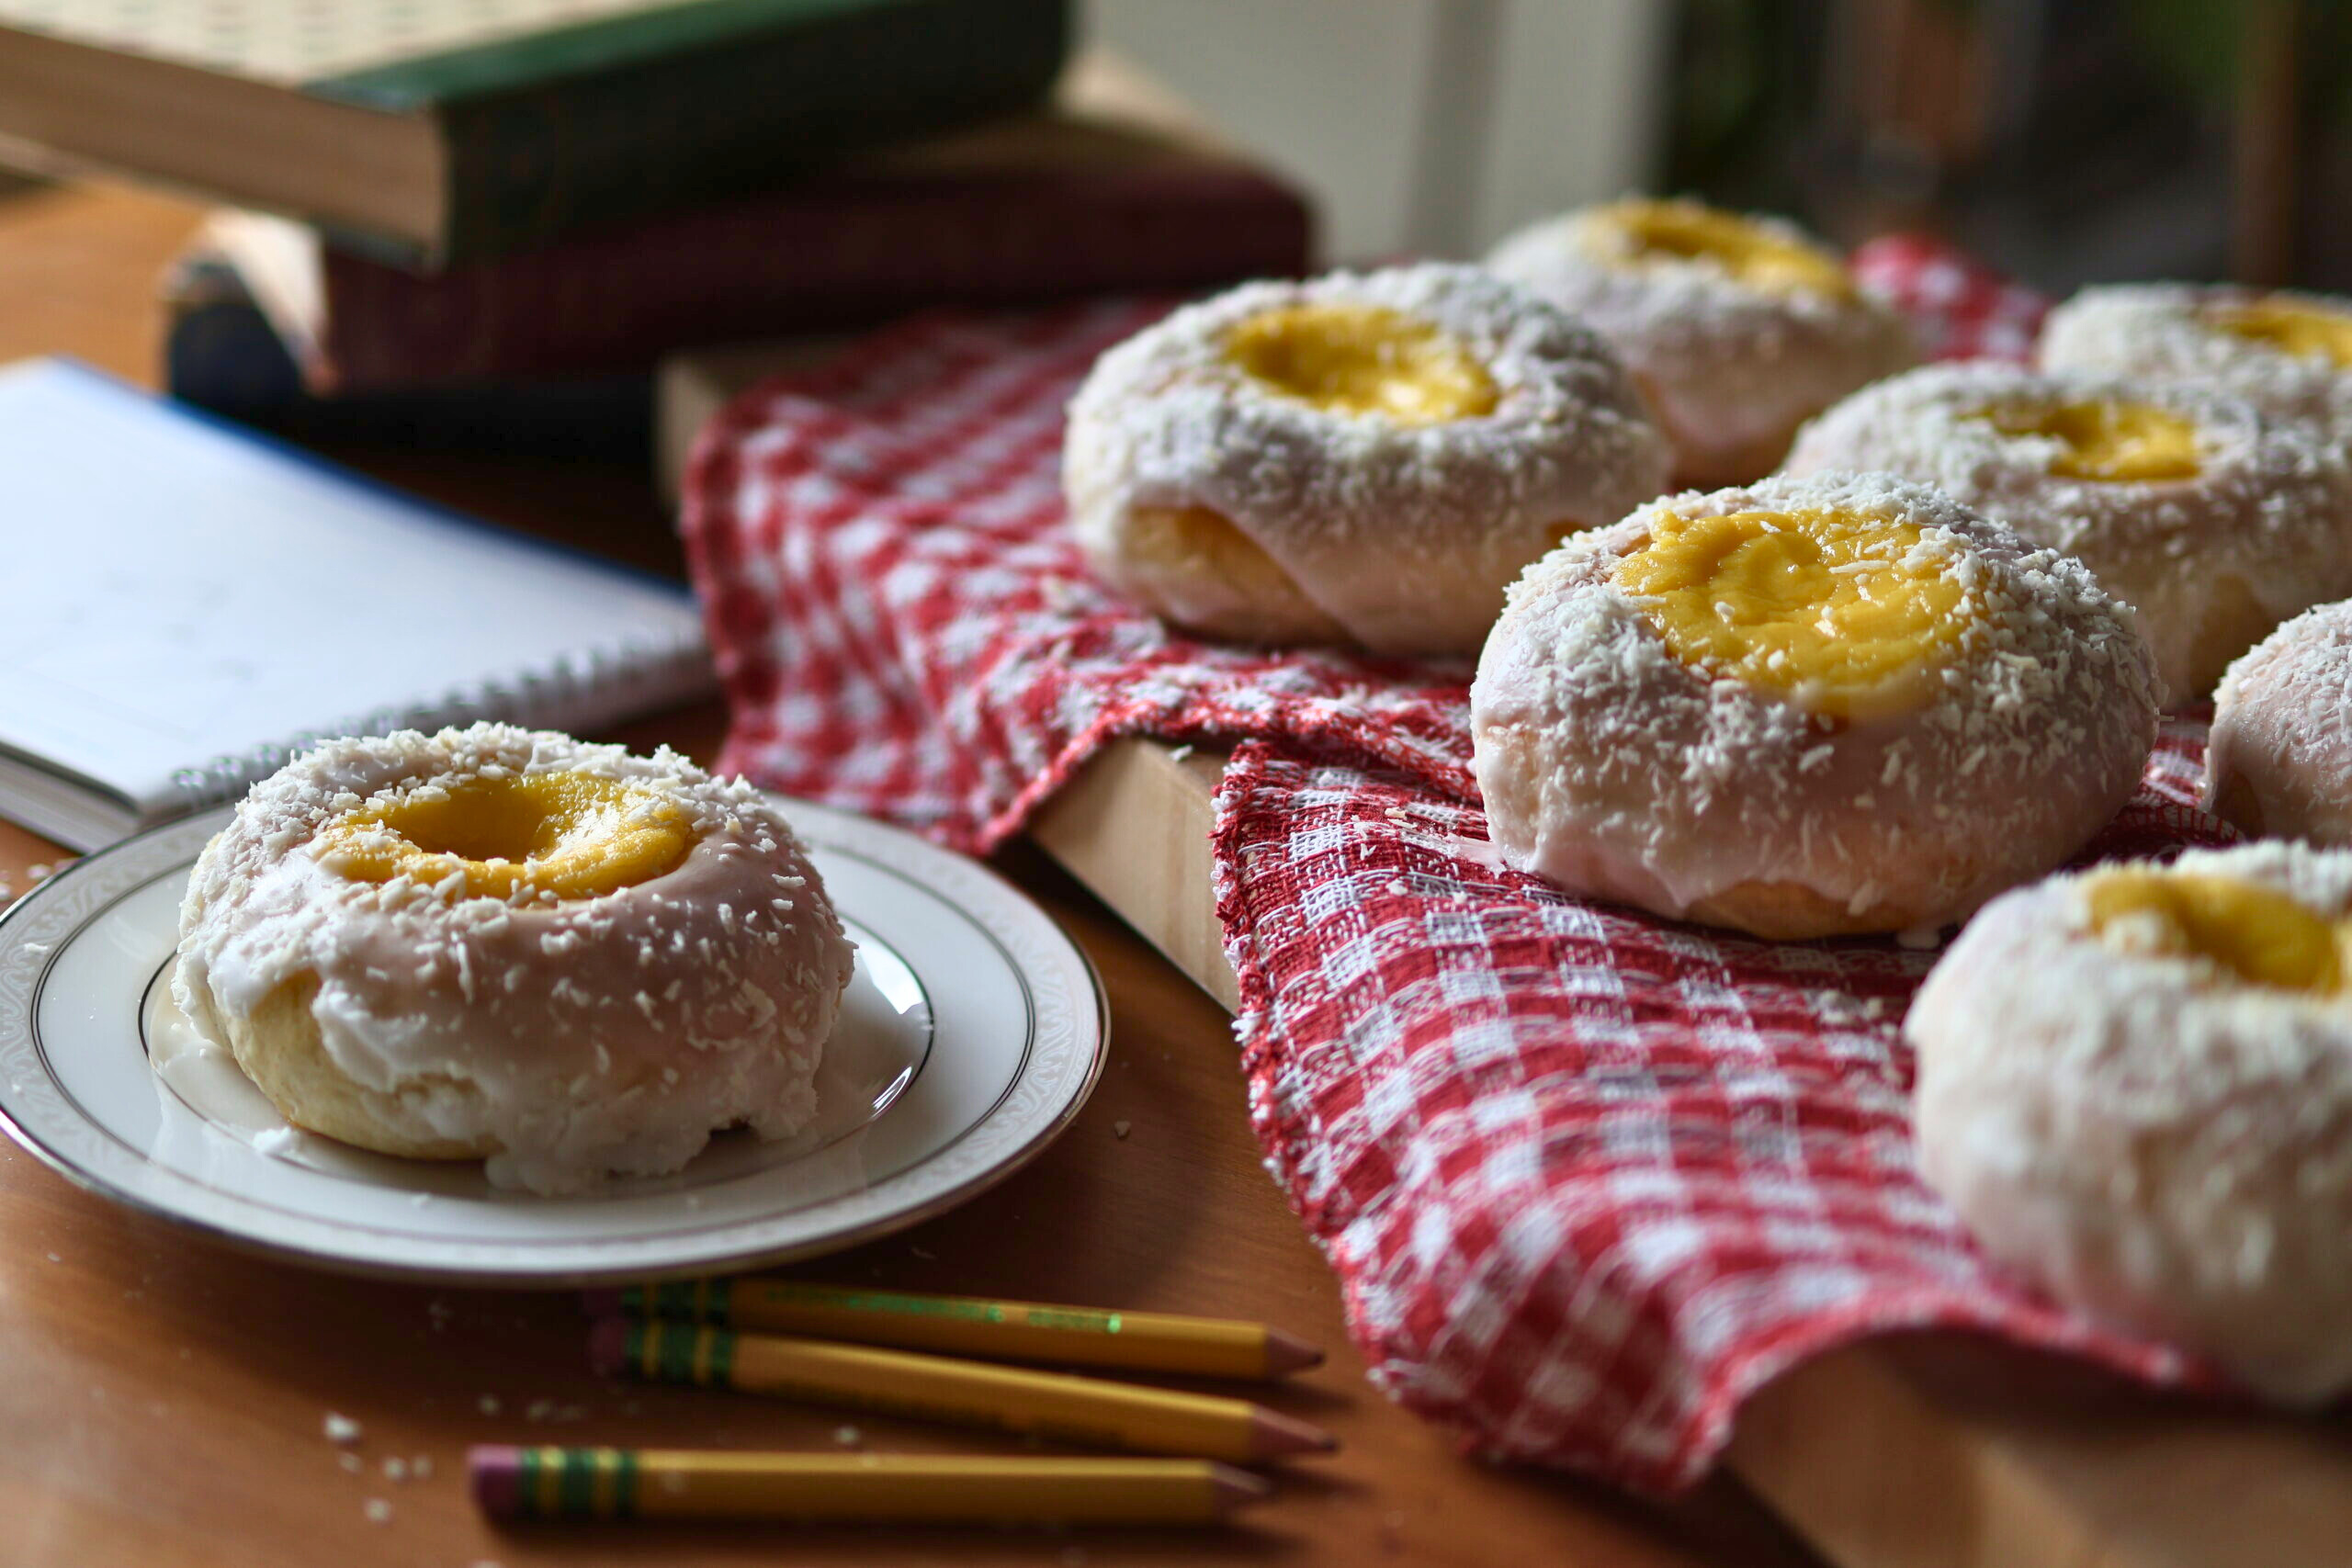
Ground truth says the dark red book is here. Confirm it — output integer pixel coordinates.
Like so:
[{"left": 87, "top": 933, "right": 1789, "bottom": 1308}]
[{"left": 209, "top": 111, "right": 1315, "bottom": 391}]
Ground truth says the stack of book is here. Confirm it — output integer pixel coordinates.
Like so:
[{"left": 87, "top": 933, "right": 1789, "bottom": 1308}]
[{"left": 0, "top": 1, "right": 1312, "bottom": 456}]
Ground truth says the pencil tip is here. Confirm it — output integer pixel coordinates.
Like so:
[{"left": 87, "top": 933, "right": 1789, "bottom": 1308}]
[
  {"left": 1209, "top": 1462, "right": 1275, "bottom": 1508},
  {"left": 1248, "top": 1406, "right": 1340, "bottom": 1459},
  {"left": 1261, "top": 1328, "right": 1326, "bottom": 1376}
]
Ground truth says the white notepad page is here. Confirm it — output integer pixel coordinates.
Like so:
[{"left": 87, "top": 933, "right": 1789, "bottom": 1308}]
[{"left": 0, "top": 359, "right": 714, "bottom": 848}]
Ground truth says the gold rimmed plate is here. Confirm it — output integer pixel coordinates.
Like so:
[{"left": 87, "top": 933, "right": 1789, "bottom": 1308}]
[{"left": 0, "top": 798, "right": 1106, "bottom": 1285}]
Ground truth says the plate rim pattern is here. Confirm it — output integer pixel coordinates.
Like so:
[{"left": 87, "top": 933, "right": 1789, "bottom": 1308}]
[{"left": 0, "top": 799, "right": 1107, "bottom": 1286}]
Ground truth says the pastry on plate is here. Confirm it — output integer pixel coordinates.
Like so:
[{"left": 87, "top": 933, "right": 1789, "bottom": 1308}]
[{"left": 172, "top": 722, "right": 855, "bottom": 1194}]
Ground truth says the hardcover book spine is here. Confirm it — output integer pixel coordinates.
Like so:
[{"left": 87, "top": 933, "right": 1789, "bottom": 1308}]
[
  {"left": 317, "top": 166, "right": 1312, "bottom": 389},
  {"left": 422, "top": 0, "right": 1070, "bottom": 264},
  {"left": 166, "top": 255, "right": 654, "bottom": 457}
]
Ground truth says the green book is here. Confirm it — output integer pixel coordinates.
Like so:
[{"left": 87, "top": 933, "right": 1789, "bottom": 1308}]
[{"left": 0, "top": 0, "right": 1069, "bottom": 265}]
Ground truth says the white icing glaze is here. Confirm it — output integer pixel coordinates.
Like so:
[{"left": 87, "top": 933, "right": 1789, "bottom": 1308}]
[
  {"left": 147, "top": 979, "right": 297, "bottom": 1141},
  {"left": 2208, "top": 599, "right": 2352, "bottom": 844},
  {"left": 1468, "top": 471, "right": 2161, "bottom": 933},
  {"left": 1781, "top": 362, "right": 2352, "bottom": 701},
  {"left": 1062, "top": 263, "right": 1672, "bottom": 655},
  {"left": 1908, "top": 841, "right": 2352, "bottom": 1404},
  {"left": 170, "top": 723, "right": 855, "bottom": 1195},
  {"left": 1484, "top": 203, "right": 1916, "bottom": 482},
  {"left": 2039, "top": 283, "right": 2352, "bottom": 440}
]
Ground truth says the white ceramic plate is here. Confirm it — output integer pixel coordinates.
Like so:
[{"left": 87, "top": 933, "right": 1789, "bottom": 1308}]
[{"left": 0, "top": 799, "right": 1106, "bottom": 1286}]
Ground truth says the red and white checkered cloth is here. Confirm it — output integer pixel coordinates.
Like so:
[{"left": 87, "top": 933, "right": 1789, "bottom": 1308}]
[{"left": 681, "top": 238, "right": 2227, "bottom": 1491}]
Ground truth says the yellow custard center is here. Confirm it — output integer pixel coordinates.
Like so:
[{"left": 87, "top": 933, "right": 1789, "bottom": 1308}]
[
  {"left": 322, "top": 771, "right": 694, "bottom": 900},
  {"left": 2084, "top": 869, "right": 2346, "bottom": 994},
  {"left": 1223, "top": 302, "right": 1498, "bottom": 425},
  {"left": 1967, "top": 400, "right": 2201, "bottom": 482},
  {"left": 1594, "top": 198, "right": 1855, "bottom": 299},
  {"left": 1612, "top": 506, "right": 1975, "bottom": 720},
  {"left": 2206, "top": 298, "right": 2352, "bottom": 368}
]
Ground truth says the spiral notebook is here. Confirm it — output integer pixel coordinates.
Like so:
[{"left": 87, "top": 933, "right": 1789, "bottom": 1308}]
[{"left": 0, "top": 358, "right": 715, "bottom": 851}]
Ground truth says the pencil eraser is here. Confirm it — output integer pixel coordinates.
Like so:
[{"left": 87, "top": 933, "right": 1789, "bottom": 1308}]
[
  {"left": 579, "top": 1287, "right": 623, "bottom": 1318},
  {"left": 469, "top": 1445, "right": 524, "bottom": 1519},
  {"left": 586, "top": 1314, "right": 630, "bottom": 1378}
]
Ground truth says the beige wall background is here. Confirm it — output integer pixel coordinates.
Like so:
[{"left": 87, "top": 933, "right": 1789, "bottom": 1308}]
[{"left": 1084, "top": 0, "right": 1671, "bottom": 264}]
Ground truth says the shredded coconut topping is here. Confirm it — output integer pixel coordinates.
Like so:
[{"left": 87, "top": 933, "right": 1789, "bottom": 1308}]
[
  {"left": 1469, "top": 471, "right": 2161, "bottom": 934},
  {"left": 1484, "top": 204, "right": 1917, "bottom": 474},
  {"left": 2039, "top": 283, "right": 2352, "bottom": 438},
  {"left": 1783, "top": 361, "right": 2352, "bottom": 700},
  {"left": 170, "top": 723, "right": 856, "bottom": 1195},
  {"left": 1063, "top": 263, "right": 1672, "bottom": 655},
  {"left": 2208, "top": 598, "right": 2352, "bottom": 844},
  {"left": 1908, "top": 840, "right": 2352, "bottom": 1404}
]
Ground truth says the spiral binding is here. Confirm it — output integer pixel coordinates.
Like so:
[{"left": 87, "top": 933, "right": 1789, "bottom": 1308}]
[{"left": 164, "top": 637, "right": 706, "bottom": 815}]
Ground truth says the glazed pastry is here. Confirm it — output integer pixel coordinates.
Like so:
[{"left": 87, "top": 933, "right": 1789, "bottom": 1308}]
[
  {"left": 1469, "top": 471, "right": 2161, "bottom": 939},
  {"left": 1485, "top": 197, "right": 1917, "bottom": 487},
  {"left": 1782, "top": 362, "right": 2352, "bottom": 701},
  {"left": 1062, "top": 263, "right": 1671, "bottom": 656},
  {"left": 172, "top": 722, "right": 855, "bottom": 1194},
  {"left": 2040, "top": 283, "right": 2352, "bottom": 440},
  {"left": 2207, "top": 599, "right": 2352, "bottom": 843},
  {"left": 1909, "top": 843, "right": 2352, "bottom": 1404}
]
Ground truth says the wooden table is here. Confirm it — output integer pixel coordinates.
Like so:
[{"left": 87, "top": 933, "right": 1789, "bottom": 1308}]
[{"left": 0, "top": 181, "right": 1828, "bottom": 1568}]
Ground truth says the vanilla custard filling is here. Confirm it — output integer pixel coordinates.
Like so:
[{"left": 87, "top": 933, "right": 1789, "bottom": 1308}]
[
  {"left": 2206, "top": 298, "right": 2352, "bottom": 368},
  {"left": 319, "top": 772, "right": 694, "bottom": 900},
  {"left": 1591, "top": 198, "right": 1855, "bottom": 300},
  {"left": 1223, "top": 302, "right": 1498, "bottom": 425},
  {"left": 2084, "top": 869, "right": 2348, "bottom": 995},
  {"left": 1613, "top": 506, "right": 1975, "bottom": 720},
  {"left": 1967, "top": 400, "right": 2202, "bottom": 482}
]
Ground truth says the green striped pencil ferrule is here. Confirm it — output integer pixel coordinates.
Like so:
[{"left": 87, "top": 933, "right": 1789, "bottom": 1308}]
[
  {"left": 616, "top": 1318, "right": 738, "bottom": 1388},
  {"left": 620, "top": 1277, "right": 735, "bottom": 1325},
  {"left": 484, "top": 1445, "right": 639, "bottom": 1520}
]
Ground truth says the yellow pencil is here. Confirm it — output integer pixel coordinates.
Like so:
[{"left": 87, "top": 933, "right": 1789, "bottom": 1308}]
[
  {"left": 590, "top": 1319, "right": 1337, "bottom": 1462},
  {"left": 469, "top": 1447, "right": 1271, "bottom": 1525},
  {"left": 584, "top": 1277, "right": 1324, "bottom": 1380}
]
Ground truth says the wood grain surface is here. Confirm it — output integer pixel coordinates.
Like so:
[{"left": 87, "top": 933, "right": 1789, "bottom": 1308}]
[
  {"left": 691, "top": 256, "right": 2352, "bottom": 1568},
  {"left": 1034, "top": 755, "right": 2352, "bottom": 1568},
  {"left": 0, "top": 180, "right": 1823, "bottom": 1568}
]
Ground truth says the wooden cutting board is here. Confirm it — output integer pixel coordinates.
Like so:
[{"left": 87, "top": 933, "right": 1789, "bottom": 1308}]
[
  {"left": 1026, "top": 735, "right": 2352, "bottom": 1568},
  {"left": 662, "top": 337, "right": 2352, "bottom": 1568}
]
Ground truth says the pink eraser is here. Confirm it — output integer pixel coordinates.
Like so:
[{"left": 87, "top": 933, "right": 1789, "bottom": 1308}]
[
  {"left": 469, "top": 1445, "right": 525, "bottom": 1519},
  {"left": 586, "top": 1314, "right": 631, "bottom": 1379}
]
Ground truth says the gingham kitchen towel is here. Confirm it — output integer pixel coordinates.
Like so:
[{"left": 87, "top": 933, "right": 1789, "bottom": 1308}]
[{"left": 680, "top": 238, "right": 2222, "bottom": 1490}]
